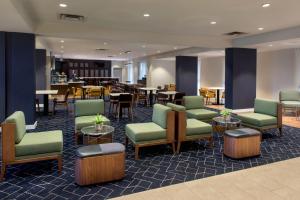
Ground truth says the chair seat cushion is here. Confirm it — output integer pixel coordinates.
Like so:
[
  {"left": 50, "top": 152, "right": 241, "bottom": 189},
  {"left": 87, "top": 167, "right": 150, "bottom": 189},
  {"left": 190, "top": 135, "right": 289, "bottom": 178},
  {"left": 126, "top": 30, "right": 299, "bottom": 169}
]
[
  {"left": 15, "top": 130, "right": 63, "bottom": 157},
  {"left": 125, "top": 122, "right": 166, "bottom": 143},
  {"left": 237, "top": 113, "right": 277, "bottom": 127},
  {"left": 75, "top": 115, "right": 110, "bottom": 131},
  {"left": 281, "top": 101, "right": 300, "bottom": 108},
  {"left": 186, "top": 119, "right": 212, "bottom": 136},
  {"left": 186, "top": 109, "right": 218, "bottom": 121}
]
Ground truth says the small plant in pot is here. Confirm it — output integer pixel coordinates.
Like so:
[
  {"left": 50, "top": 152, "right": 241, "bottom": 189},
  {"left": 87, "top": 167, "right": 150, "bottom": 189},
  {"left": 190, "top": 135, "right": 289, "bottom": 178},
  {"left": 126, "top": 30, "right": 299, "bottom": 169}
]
[
  {"left": 220, "top": 109, "right": 232, "bottom": 121},
  {"left": 95, "top": 114, "right": 105, "bottom": 131}
]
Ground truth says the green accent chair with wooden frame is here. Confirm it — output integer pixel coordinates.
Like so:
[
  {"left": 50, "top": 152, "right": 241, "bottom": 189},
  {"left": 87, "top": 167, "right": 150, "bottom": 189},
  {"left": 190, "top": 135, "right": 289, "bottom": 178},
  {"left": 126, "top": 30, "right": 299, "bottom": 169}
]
[
  {"left": 279, "top": 90, "right": 300, "bottom": 115},
  {"left": 237, "top": 99, "right": 283, "bottom": 136},
  {"left": 74, "top": 99, "right": 110, "bottom": 144},
  {"left": 125, "top": 104, "right": 175, "bottom": 159},
  {"left": 183, "top": 96, "right": 218, "bottom": 122},
  {"left": 167, "top": 103, "right": 213, "bottom": 153},
  {"left": 0, "top": 111, "right": 63, "bottom": 180}
]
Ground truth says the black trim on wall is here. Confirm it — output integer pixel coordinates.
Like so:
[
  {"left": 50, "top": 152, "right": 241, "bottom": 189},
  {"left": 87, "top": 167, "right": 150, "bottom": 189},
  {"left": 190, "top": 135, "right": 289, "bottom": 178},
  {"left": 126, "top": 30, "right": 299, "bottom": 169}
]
[
  {"left": 0, "top": 32, "right": 6, "bottom": 122},
  {"left": 176, "top": 56, "right": 198, "bottom": 96},
  {"left": 5, "top": 32, "right": 36, "bottom": 124},
  {"left": 225, "top": 48, "right": 257, "bottom": 109}
]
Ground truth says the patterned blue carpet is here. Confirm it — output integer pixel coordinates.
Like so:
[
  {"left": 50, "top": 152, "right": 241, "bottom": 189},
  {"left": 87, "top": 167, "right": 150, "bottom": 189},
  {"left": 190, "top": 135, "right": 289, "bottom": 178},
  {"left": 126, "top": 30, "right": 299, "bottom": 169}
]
[{"left": 1, "top": 103, "right": 300, "bottom": 200}]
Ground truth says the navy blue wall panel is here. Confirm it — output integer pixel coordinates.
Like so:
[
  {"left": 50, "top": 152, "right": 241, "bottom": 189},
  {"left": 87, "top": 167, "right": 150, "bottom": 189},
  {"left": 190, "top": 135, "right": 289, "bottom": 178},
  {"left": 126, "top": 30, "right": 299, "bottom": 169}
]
[
  {"left": 6, "top": 32, "right": 36, "bottom": 124},
  {"left": 176, "top": 56, "right": 198, "bottom": 96},
  {"left": 0, "top": 32, "right": 5, "bottom": 122},
  {"left": 35, "top": 49, "right": 46, "bottom": 90},
  {"left": 225, "top": 48, "right": 257, "bottom": 109}
]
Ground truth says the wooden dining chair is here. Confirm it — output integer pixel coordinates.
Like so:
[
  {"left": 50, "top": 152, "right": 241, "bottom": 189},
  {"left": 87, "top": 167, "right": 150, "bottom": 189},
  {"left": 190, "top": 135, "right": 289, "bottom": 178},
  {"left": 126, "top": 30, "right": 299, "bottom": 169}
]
[{"left": 53, "top": 89, "right": 70, "bottom": 114}]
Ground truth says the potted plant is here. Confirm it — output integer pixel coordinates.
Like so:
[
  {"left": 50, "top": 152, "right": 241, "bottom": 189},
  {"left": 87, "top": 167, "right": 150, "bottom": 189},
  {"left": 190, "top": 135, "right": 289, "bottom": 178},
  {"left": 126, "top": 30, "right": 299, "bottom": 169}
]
[
  {"left": 95, "top": 114, "right": 105, "bottom": 131},
  {"left": 220, "top": 109, "right": 232, "bottom": 121}
]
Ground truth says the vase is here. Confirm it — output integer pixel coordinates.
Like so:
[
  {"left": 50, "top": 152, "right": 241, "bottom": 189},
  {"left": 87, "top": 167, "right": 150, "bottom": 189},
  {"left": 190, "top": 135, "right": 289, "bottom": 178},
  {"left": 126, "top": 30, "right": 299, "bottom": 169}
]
[{"left": 95, "top": 123, "right": 103, "bottom": 131}]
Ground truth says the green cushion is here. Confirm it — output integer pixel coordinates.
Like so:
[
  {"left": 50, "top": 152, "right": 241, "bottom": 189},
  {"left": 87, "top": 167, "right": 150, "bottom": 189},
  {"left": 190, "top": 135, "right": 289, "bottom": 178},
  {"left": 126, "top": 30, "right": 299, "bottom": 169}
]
[
  {"left": 125, "top": 122, "right": 166, "bottom": 143},
  {"left": 186, "top": 119, "right": 212, "bottom": 136},
  {"left": 186, "top": 109, "right": 218, "bottom": 121},
  {"left": 75, "top": 99, "right": 105, "bottom": 117},
  {"left": 15, "top": 130, "right": 63, "bottom": 157},
  {"left": 166, "top": 103, "right": 186, "bottom": 111},
  {"left": 280, "top": 90, "right": 300, "bottom": 101},
  {"left": 183, "top": 96, "right": 204, "bottom": 110},
  {"left": 254, "top": 99, "right": 278, "bottom": 117},
  {"left": 281, "top": 101, "right": 300, "bottom": 108},
  {"left": 152, "top": 104, "right": 172, "bottom": 129},
  {"left": 237, "top": 113, "right": 277, "bottom": 127},
  {"left": 5, "top": 111, "right": 26, "bottom": 144},
  {"left": 75, "top": 115, "right": 110, "bottom": 131}
]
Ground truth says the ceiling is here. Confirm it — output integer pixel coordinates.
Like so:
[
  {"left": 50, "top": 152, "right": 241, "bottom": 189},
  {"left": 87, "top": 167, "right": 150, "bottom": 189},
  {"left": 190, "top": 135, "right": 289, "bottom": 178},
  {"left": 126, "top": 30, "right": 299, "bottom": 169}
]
[{"left": 3, "top": 0, "right": 300, "bottom": 60}]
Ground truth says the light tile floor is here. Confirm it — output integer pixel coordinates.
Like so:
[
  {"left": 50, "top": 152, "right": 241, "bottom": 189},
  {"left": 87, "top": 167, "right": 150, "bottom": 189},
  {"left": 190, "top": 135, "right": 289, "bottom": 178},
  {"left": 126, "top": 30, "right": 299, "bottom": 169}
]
[{"left": 111, "top": 157, "right": 300, "bottom": 200}]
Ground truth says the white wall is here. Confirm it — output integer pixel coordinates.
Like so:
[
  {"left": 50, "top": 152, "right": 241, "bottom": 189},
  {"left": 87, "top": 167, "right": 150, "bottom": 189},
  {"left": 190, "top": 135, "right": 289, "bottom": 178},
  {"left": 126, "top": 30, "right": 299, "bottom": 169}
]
[
  {"left": 257, "top": 49, "right": 298, "bottom": 100},
  {"left": 200, "top": 56, "right": 225, "bottom": 88},
  {"left": 111, "top": 61, "right": 124, "bottom": 82},
  {"left": 148, "top": 59, "right": 176, "bottom": 88}
]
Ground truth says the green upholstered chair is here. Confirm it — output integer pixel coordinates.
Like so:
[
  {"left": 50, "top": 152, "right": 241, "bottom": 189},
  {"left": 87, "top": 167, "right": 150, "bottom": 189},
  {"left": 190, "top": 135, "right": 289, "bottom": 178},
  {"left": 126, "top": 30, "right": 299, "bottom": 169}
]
[
  {"left": 74, "top": 99, "right": 110, "bottom": 144},
  {"left": 183, "top": 96, "right": 218, "bottom": 122},
  {"left": 237, "top": 99, "right": 283, "bottom": 136},
  {"left": 167, "top": 103, "right": 213, "bottom": 153},
  {"left": 1, "top": 111, "right": 63, "bottom": 180},
  {"left": 279, "top": 90, "right": 300, "bottom": 115},
  {"left": 125, "top": 104, "right": 175, "bottom": 159}
]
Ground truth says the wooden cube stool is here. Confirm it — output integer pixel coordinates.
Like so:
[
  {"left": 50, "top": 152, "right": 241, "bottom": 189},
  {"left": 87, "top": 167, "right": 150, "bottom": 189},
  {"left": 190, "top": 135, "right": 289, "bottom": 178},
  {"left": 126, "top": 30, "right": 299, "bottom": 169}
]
[
  {"left": 224, "top": 128, "right": 261, "bottom": 159},
  {"left": 75, "top": 143, "right": 125, "bottom": 186}
]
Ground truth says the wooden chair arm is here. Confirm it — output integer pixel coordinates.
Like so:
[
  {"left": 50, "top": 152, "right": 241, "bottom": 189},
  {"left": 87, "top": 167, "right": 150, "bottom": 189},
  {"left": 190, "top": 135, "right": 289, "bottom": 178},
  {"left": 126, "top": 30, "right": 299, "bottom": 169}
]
[
  {"left": 277, "top": 103, "right": 283, "bottom": 127},
  {"left": 166, "top": 111, "right": 175, "bottom": 142},
  {"left": 1, "top": 123, "right": 16, "bottom": 163},
  {"left": 177, "top": 111, "right": 187, "bottom": 142}
]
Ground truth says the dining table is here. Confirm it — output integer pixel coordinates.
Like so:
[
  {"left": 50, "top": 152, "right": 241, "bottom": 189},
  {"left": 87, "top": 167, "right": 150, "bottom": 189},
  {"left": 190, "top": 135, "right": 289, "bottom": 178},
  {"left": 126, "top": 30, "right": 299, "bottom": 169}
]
[
  {"left": 36, "top": 90, "right": 58, "bottom": 115},
  {"left": 139, "top": 87, "right": 158, "bottom": 106},
  {"left": 158, "top": 91, "right": 178, "bottom": 101},
  {"left": 206, "top": 87, "right": 225, "bottom": 105}
]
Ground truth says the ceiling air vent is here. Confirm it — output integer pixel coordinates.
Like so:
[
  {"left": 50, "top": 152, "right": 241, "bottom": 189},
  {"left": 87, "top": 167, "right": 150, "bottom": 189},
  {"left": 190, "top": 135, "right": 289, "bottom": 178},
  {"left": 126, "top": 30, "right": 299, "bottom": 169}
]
[
  {"left": 124, "top": 51, "right": 132, "bottom": 54},
  {"left": 96, "top": 48, "right": 109, "bottom": 51},
  {"left": 224, "top": 31, "right": 247, "bottom": 36},
  {"left": 59, "top": 14, "right": 85, "bottom": 22},
  {"left": 107, "top": 55, "right": 114, "bottom": 58}
]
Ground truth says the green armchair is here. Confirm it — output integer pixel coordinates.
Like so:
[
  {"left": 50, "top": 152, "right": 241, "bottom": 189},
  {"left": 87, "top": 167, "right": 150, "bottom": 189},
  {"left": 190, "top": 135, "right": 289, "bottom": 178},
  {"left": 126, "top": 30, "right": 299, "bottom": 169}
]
[
  {"left": 237, "top": 99, "right": 283, "bottom": 136},
  {"left": 74, "top": 99, "right": 110, "bottom": 144},
  {"left": 125, "top": 104, "right": 175, "bottom": 159},
  {"left": 1, "top": 111, "right": 63, "bottom": 180},
  {"left": 279, "top": 90, "right": 300, "bottom": 114},
  {"left": 167, "top": 103, "right": 213, "bottom": 153},
  {"left": 183, "top": 96, "right": 218, "bottom": 122}
]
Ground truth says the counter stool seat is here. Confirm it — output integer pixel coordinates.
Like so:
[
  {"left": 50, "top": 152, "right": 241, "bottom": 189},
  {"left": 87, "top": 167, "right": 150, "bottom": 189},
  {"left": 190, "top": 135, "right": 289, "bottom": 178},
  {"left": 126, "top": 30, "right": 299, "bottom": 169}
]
[
  {"left": 75, "top": 143, "right": 125, "bottom": 185},
  {"left": 224, "top": 128, "right": 261, "bottom": 159}
]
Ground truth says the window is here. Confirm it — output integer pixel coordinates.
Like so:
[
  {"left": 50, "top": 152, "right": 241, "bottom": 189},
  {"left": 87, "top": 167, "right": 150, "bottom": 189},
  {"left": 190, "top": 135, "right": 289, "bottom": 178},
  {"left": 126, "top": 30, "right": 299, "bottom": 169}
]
[
  {"left": 127, "top": 63, "right": 133, "bottom": 83},
  {"left": 139, "top": 62, "right": 148, "bottom": 80}
]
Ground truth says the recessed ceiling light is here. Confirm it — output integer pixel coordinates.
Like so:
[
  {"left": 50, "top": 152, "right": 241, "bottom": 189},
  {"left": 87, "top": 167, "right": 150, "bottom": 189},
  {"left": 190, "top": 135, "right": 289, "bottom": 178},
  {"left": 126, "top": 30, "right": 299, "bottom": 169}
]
[
  {"left": 258, "top": 27, "right": 264, "bottom": 31},
  {"left": 262, "top": 3, "right": 271, "bottom": 8},
  {"left": 157, "top": 50, "right": 161, "bottom": 53},
  {"left": 61, "top": 46, "right": 64, "bottom": 48},
  {"left": 143, "top": 13, "right": 150, "bottom": 17},
  {"left": 103, "top": 42, "right": 107, "bottom": 45},
  {"left": 210, "top": 21, "right": 217, "bottom": 25},
  {"left": 60, "top": 40, "right": 64, "bottom": 43},
  {"left": 59, "top": 3, "right": 67, "bottom": 8},
  {"left": 268, "top": 44, "right": 273, "bottom": 47},
  {"left": 173, "top": 47, "right": 178, "bottom": 50}
]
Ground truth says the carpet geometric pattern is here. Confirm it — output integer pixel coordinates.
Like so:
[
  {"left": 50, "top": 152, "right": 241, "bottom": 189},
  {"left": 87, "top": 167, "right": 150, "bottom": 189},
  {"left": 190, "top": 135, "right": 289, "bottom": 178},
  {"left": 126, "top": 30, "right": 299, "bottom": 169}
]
[{"left": 1, "top": 103, "right": 300, "bottom": 200}]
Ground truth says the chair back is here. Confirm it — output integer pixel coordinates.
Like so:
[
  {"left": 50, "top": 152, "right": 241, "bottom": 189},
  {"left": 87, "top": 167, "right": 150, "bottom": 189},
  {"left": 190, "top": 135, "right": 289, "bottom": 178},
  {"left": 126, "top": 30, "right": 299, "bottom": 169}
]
[
  {"left": 5, "top": 111, "right": 26, "bottom": 144},
  {"left": 199, "top": 88, "right": 208, "bottom": 97},
  {"left": 183, "top": 96, "right": 205, "bottom": 110},
  {"left": 152, "top": 104, "right": 172, "bottom": 129},
  {"left": 75, "top": 99, "right": 105, "bottom": 117},
  {"left": 157, "top": 93, "right": 168, "bottom": 99},
  {"left": 174, "top": 92, "right": 185, "bottom": 100},
  {"left": 279, "top": 90, "right": 300, "bottom": 101},
  {"left": 119, "top": 94, "right": 133, "bottom": 102},
  {"left": 254, "top": 98, "right": 278, "bottom": 117},
  {"left": 64, "top": 89, "right": 70, "bottom": 101}
]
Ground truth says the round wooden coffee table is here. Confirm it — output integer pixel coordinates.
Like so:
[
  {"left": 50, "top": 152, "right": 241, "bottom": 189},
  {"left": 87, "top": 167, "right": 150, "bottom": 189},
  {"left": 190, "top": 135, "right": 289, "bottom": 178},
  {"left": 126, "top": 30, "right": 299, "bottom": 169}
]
[{"left": 212, "top": 116, "right": 241, "bottom": 134}]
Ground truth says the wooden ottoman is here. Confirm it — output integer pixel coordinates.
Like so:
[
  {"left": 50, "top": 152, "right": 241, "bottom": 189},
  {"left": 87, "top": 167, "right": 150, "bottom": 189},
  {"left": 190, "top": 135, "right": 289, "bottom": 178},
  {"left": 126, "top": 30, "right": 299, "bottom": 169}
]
[
  {"left": 224, "top": 128, "right": 261, "bottom": 159},
  {"left": 75, "top": 143, "right": 125, "bottom": 186}
]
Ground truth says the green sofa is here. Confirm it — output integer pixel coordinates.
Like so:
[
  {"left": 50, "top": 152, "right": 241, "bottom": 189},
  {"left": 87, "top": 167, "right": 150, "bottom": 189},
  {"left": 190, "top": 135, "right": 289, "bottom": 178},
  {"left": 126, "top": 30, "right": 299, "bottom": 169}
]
[
  {"left": 125, "top": 104, "right": 175, "bottom": 159},
  {"left": 237, "top": 99, "right": 283, "bottom": 136},
  {"left": 183, "top": 96, "right": 218, "bottom": 122},
  {"left": 167, "top": 103, "right": 213, "bottom": 153},
  {"left": 279, "top": 90, "right": 300, "bottom": 114},
  {"left": 1, "top": 111, "right": 63, "bottom": 180},
  {"left": 74, "top": 99, "right": 110, "bottom": 144}
]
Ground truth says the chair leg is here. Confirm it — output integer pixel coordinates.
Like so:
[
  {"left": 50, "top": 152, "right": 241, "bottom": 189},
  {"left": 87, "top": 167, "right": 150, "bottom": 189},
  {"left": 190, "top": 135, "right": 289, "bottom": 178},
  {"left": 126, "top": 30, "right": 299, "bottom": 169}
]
[
  {"left": 279, "top": 127, "right": 283, "bottom": 136},
  {"left": 172, "top": 142, "right": 176, "bottom": 154},
  {"left": 209, "top": 136, "right": 214, "bottom": 148},
  {"left": 125, "top": 136, "right": 128, "bottom": 146},
  {"left": 176, "top": 142, "right": 181, "bottom": 154},
  {"left": 57, "top": 156, "right": 63, "bottom": 174},
  {"left": 75, "top": 132, "right": 79, "bottom": 145},
  {"left": 0, "top": 163, "right": 6, "bottom": 181},
  {"left": 135, "top": 146, "right": 139, "bottom": 160}
]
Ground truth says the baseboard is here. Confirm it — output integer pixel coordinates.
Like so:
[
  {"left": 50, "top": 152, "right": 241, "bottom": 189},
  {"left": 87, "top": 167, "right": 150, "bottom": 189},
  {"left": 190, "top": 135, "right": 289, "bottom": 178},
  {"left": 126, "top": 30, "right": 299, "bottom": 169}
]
[{"left": 0, "top": 121, "right": 37, "bottom": 132}]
